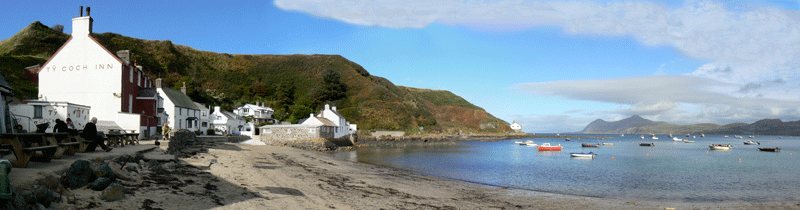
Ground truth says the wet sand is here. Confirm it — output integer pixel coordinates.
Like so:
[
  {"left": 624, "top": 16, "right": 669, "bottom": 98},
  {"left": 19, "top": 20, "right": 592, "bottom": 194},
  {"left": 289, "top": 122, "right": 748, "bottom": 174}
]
[{"left": 55, "top": 142, "right": 799, "bottom": 209}]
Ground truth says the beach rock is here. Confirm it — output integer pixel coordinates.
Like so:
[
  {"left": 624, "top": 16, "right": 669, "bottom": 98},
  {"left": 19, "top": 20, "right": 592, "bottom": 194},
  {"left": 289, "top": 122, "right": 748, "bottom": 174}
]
[
  {"left": 168, "top": 129, "right": 196, "bottom": 154},
  {"left": 108, "top": 162, "right": 134, "bottom": 181},
  {"left": 163, "top": 162, "right": 176, "bottom": 172},
  {"left": 100, "top": 183, "right": 125, "bottom": 202},
  {"left": 90, "top": 161, "right": 116, "bottom": 180},
  {"left": 65, "top": 160, "right": 93, "bottom": 189},
  {"left": 15, "top": 184, "right": 58, "bottom": 208},
  {"left": 34, "top": 173, "right": 61, "bottom": 192},
  {"left": 147, "top": 160, "right": 165, "bottom": 174},
  {"left": 89, "top": 177, "right": 113, "bottom": 191},
  {"left": 124, "top": 163, "right": 140, "bottom": 173}
]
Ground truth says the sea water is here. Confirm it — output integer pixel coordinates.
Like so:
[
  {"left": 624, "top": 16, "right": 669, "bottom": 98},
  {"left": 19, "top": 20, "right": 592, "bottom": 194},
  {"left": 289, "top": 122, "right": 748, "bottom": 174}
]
[{"left": 331, "top": 135, "right": 800, "bottom": 202}]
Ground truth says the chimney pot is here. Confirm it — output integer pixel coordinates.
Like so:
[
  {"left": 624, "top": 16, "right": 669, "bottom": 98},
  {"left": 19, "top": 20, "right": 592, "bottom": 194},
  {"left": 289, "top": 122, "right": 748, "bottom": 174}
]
[
  {"left": 332, "top": 106, "right": 336, "bottom": 111},
  {"left": 80, "top": 6, "right": 83, "bottom": 17},
  {"left": 181, "top": 82, "right": 187, "bottom": 94},
  {"left": 86, "top": 7, "right": 90, "bottom": 16},
  {"left": 155, "top": 78, "right": 162, "bottom": 88}
]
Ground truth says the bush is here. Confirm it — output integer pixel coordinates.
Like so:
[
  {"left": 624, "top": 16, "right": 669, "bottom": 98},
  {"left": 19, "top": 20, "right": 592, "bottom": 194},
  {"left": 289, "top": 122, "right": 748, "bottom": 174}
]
[{"left": 206, "top": 129, "right": 215, "bottom": 135}]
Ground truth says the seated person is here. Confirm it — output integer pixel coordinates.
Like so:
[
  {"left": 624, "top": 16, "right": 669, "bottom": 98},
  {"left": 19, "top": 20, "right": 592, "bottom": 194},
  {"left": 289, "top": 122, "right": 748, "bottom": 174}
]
[{"left": 82, "top": 117, "right": 112, "bottom": 152}]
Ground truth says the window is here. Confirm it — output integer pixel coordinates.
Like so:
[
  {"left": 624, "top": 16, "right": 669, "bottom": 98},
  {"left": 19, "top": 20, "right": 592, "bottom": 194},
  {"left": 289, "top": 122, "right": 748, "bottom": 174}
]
[
  {"left": 34, "top": 105, "right": 43, "bottom": 118},
  {"left": 309, "top": 128, "right": 316, "bottom": 133},
  {"left": 128, "top": 95, "right": 133, "bottom": 113},
  {"left": 178, "top": 121, "right": 182, "bottom": 129},
  {"left": 202, "top": 122, "right": 207, "bottom": 127},
  {"left": 187, "top": 120, "right": 193, "bottom": 128},
  {"left": 243, "top": 108, "right": 249, "bottom": 113},
  {"left": 216, "top": 116, "right": 221, "bottom": 120},
  {"left": 129, "top": 68, "right": 133, "bottom": 82}
]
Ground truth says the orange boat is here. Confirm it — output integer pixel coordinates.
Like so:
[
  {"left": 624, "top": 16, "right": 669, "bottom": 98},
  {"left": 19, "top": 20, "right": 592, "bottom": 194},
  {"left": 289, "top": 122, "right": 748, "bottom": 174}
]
[{"left": 537, "top": 143, "right": 562, "bottom": 151}]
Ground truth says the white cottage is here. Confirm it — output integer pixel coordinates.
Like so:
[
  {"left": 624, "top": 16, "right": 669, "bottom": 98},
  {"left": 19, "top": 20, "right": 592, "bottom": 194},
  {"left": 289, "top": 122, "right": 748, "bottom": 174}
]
[
  {"left": 259, "top": 104, "right": 356, "bottom": 142},
  {"left": 9, "top": 101, "right": 90, "bottom": 133},
  {"left": 37, "top": 8, "right": 159, "bottom": 137},
  {"left": 156, "top": 80, "right": 200, "bottom": 132},
  {"left": 510, "top": 121, "right": 522, "bottom": 133},
  {"left": 233, "top": 103, "right": 275, "bottom": 124},
  {"left": 194, "top": 102, "right": 211, "bottom": 135},
  {"left": 211, "top": 106, "right": 245, "bottom": 135}
]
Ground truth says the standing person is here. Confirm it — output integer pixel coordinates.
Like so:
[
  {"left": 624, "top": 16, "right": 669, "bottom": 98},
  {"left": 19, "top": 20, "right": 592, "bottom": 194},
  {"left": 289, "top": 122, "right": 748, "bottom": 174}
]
[
  {"left": 162, "top": 122, "right": 170, "bottom": 140},
  {"left": 82, "top": 117, "right": 112, "bottom": 152}
]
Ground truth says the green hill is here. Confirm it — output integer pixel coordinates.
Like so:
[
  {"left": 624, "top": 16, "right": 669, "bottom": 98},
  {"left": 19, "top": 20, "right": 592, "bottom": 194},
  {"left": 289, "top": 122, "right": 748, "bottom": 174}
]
[
  {"left": 582, "top": 115, "right": 800, "bottom": 136},
  {"left": 0, "top": 21, "right": 511, "bottom": 134}
]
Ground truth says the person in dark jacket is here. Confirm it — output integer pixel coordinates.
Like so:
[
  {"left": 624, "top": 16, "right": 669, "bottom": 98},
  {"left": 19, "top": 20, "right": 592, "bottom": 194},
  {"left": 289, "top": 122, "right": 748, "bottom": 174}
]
[
  {"left": 53, "top": 119, "right": 69, "bottom": 133},
  {"left": 82, "top": 117, "right": 112, "bottom": 152}
]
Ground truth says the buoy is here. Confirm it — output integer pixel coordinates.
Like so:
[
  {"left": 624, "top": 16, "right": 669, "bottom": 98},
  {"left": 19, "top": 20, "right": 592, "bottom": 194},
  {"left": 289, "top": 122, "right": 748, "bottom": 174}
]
[
  {"left": 646, "top": 153, "right": 649, "bottom": 156},
  {"left": 649, "top": 150, "right": 652, "bottom": 152},
  {"left": 738, "top": 158, "right": 741, "bottom": 162},
  {"left": 612, "top": 157, "right": 615, "bottom": 160},
  {"left": 706, "top": 151, "right": 709, "bottom": 154}
]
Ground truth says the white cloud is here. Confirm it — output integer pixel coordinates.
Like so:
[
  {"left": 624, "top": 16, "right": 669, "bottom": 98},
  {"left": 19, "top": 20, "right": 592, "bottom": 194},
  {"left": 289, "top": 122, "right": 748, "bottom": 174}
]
[
  {"left": 276, "top": 0, "right": 800, "bottom": 130},
  {"left": 514, "top": 75, "right": 800, "bottom": 126},
  {"left": 275, "top": 0, "right": 799, "bottom": 87}
]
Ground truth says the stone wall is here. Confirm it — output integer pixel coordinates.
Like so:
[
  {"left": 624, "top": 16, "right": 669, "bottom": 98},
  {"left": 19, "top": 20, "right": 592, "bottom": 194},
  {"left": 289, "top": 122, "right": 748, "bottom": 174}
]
[
  {"left": 196, "top": 135, "right": 250, "bottom": 143},
  {"left": 371, "top": 131, "right": 405, "bottom": 137},
  {"left": 259, "top": 126, "right": 332, "bottom": 145}
]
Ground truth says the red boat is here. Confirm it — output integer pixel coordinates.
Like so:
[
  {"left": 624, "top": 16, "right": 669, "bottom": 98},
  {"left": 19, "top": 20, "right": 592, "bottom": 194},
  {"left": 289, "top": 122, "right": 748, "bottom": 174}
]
[{"left": 537, "top": 143, "right": 562, "bottom": 151}]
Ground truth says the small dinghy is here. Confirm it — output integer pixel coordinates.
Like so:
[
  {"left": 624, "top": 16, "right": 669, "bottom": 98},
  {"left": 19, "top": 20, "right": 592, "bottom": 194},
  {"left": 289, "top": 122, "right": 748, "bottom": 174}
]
[
  {"left": 743, "top": 140, "right": 760, "bottom": 145},
  {"left": 600, "top": 142, "right": 615, "bottom": 146},
  {"left": 639, "top": 142, "right": 655, "bottom": 147},
  {"left": 758, "top": 147, "right": 780, "bottom": 152},
  {"left": 581, "top": 143, "right": 599, "bottom": 147},
  {"left": 570, "top": 152, "right": 596, "bottom": 158},
  {"left": 537, "top": 143, "right": 562, "bottom": 151},
  {"left": 709, "top": 144, "right": 733, "bottom": 150}
]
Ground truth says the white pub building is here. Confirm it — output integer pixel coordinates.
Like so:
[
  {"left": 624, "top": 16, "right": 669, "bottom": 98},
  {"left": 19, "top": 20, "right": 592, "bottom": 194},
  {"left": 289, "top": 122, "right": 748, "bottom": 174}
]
[{"left": 36, "top": 7, "right": 160, "bottom": 137}]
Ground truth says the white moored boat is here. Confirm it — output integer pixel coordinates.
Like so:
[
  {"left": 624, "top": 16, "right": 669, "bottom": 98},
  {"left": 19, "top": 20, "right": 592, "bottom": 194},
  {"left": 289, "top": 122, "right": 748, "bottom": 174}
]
[
  {"left": 652, "top": 136, "right": 659, "bottom": 140},
  {"left": 570, "top": 152, "right": 596, "bottom": 158},
  {"left": 709, "top": 144, "right": 733, "bottom": 150},
  {"left": 601, "top": 142, "right": 615, "bottom": 146},
  {"left": 672, "top": 137, "right": 682, "bottom": 141},
  {"left": 683, "top": 140, "right": 695, "bottom": 143}
]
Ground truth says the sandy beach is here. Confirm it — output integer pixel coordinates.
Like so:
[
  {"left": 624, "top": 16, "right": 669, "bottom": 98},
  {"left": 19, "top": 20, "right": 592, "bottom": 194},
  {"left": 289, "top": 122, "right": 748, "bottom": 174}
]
[{"left": 49, "top": 141, "right": 799, "bottom": 210}]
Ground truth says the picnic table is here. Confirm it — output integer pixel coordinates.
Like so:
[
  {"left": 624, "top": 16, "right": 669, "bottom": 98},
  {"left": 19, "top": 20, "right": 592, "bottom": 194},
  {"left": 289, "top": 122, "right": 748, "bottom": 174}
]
[
  {"left": 0, "top": 133, "right": 59, "bottom": 168},
  {"left": 105, "top": 133, "right": 125, "bottom": 148},
  {"left": 123, "top": 133, "right": 139, "bottom": 145}
]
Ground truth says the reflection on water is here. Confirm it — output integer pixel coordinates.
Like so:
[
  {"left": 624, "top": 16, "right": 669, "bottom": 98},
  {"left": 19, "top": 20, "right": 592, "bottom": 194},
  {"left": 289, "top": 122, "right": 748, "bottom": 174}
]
[{"left": 330, "top": 135, "right": 800, "bottom": 202}]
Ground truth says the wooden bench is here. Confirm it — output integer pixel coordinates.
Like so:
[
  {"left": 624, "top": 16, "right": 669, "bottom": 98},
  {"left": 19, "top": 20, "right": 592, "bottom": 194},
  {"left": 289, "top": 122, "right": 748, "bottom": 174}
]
[{"left": 0, "top": 133, "right": 59, "bottom": 168}]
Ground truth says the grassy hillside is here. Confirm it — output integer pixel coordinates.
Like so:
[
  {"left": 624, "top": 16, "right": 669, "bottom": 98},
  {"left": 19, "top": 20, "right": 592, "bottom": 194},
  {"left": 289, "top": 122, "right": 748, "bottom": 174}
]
[{"left": 0, "top": 21, "right": 511, "bottom": 134}]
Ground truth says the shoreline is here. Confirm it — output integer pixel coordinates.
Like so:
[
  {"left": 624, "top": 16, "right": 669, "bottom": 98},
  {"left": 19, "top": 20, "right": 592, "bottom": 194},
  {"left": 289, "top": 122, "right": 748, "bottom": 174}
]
[{"left": 53, "top": 142, "right": 798, "bottom": 209}]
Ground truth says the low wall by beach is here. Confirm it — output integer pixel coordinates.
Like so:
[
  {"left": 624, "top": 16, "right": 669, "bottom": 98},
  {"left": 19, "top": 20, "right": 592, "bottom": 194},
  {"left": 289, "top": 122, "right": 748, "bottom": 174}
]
[
  {"left": 259, "top": 126, "right": 333, "bottom": 145},
  {"left": 371, "top": 131, "right": 405, "bottom": 137}
]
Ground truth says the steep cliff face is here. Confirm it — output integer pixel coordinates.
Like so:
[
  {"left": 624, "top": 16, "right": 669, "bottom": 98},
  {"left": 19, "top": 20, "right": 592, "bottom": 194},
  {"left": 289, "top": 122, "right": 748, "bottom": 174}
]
[{"left": 1, "top": 21, "right": 510, "bottom": 133}]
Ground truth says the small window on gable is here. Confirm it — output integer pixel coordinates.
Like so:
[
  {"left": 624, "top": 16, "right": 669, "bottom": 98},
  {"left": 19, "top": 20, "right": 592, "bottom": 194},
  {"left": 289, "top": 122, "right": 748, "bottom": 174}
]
[{"left": 34, "top": 105, "right": 43, "bottom": 118}]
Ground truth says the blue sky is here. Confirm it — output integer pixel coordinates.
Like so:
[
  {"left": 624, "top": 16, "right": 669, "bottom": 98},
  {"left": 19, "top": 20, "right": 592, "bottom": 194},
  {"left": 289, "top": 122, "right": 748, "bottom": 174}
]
[{"left": 3, "top": 0, "right": 799, "bottom": 132}]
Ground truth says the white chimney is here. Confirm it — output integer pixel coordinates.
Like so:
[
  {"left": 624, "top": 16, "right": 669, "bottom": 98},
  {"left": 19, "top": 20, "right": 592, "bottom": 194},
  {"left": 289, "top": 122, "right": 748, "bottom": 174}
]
[
  {"left": 72, "top": 7, "right": 93, "bottom": 37},
  {"left": 324, "top": 104, "right": 330, "bottom": 110},
  {"left": 332, "top": 106, "right": 336, "bottom": 111},
  {"left": 310, "top": 113, "right": 314, "bottom": 118},
  {"left": 214, "top": 106, "right": 221, "bottom": 114}
]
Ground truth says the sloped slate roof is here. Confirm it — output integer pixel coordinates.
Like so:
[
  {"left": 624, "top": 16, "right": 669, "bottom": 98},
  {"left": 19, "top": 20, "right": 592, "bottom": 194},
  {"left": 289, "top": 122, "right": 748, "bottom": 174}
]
[
  {"left": 138, "top": 87, "right": 157, "bottom": 97},
  {"left": 161, "top": 87, "right": 199, "bottom": 110},
  {"left": 0, "top": 73, "right": 13, "bottom": 94},
  {"left": 193, "top": 102, "right": 209, "bottom": 111},
  {"left": 219, "top": 110, "right": 237, "bottom": 119},
  {"left": 317, "top": 117, "right": 336, "bottom": 126}
]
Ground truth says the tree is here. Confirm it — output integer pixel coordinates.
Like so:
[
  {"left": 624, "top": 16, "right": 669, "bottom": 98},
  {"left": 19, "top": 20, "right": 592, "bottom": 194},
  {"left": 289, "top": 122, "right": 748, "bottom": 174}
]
[
  {"left": 315, "top": 69, "right": 347, "bottom": 104},
  {"left": 51, "top": 24, "right": 64, "bottom": 33}
]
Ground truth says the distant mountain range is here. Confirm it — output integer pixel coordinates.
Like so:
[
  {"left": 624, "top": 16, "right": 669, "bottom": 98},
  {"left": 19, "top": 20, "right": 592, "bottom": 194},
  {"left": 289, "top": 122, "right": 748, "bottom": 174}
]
[{"left": 581, "top": 115, "right": 800, "bottom": 136}]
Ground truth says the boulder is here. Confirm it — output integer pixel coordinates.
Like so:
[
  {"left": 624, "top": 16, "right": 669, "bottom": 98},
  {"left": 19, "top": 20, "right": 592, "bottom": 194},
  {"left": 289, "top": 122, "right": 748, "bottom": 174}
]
[
  {"left": 89, "top": 177, "right": 113, "bottom": 191},
  {"left": 168, "top": 129, "right": 197, "bottom": 154},
  {"left": 146, "top": 160, "right": 165, "bottom": 174},
  {"left": 90, "top": 161, "right": 116, "bottom": 180},
  {"left": 100, "top": 183, "right": 125, "bottom": 202},
  {"left": 108, "top": 162, "right": 134, "bottom": 181},
  {"left": 65, "top": 160, "right": 92, "bottom": 189},
  {"left": 124, "top": 163, "right": 140, "bottom": 173}
]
